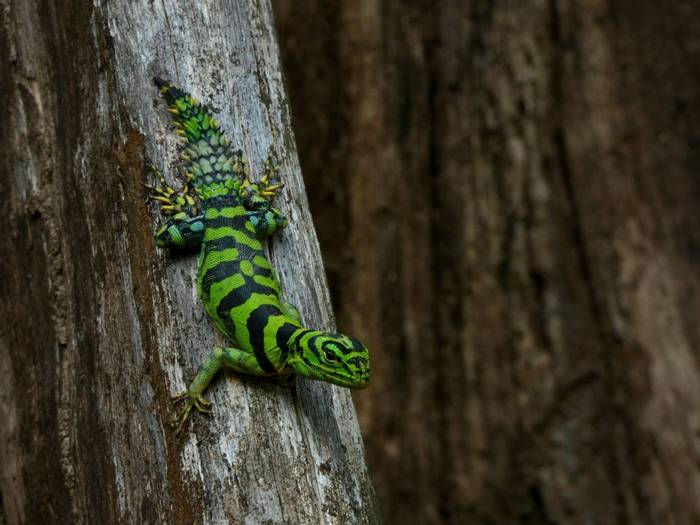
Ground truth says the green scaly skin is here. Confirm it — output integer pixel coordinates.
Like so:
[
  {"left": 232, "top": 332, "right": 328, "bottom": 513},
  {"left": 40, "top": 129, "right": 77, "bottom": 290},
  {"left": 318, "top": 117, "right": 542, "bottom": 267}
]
[{"left": 147, "top": 78, "right": 370, "bottom": 433}]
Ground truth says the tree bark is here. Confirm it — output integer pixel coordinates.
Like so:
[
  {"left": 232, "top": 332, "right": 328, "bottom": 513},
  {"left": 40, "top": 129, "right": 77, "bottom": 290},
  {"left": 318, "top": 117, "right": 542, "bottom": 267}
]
[
  {"left": 0, "top": 1, "right": 379, "bottom": 523},
  {"left": 274, "top": 0, "right": 700, "bottom": 523}
]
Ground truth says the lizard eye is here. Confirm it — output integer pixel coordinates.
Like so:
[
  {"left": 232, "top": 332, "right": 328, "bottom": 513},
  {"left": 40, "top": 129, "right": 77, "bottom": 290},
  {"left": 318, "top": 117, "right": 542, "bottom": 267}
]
[{"left": 323, "top": 347, "right": 340, "bottom": 363}]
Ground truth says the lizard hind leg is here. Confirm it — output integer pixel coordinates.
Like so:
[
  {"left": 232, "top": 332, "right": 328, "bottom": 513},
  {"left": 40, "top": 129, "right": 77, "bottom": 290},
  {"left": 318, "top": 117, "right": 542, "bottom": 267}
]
[
  {"left": 239, "top": 151, "right": 288, "bottom": 238},
  {"left": 145, "top": 162, "right": 204, "bottom": 249},
  {"left": 145, "top": 162, "right": 199, "bottom": 218},
  {"left": 241, "top": 152, "right": 285, "bottom": 202},
  {"left": 155, "top": 215, "right": 206, "bottom": 249},
  {"left": 257, "top": 153, "right": 285, "bottom": 199},
  {"left": 247, "top": 206, "right": 288, "bottom": 239}
]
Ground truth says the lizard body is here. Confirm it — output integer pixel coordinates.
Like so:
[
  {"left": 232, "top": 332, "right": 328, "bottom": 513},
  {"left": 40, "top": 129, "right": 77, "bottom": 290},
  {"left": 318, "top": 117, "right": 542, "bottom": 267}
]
[{"left": 147, "top": 78, "right": 370, "bottom": 432}]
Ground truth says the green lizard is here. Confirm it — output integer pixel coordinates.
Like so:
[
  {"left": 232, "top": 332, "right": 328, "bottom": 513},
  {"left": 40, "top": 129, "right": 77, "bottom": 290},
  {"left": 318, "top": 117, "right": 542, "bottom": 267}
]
[{"left": 146, "top": 78, "right": 370, "bottom": 433}]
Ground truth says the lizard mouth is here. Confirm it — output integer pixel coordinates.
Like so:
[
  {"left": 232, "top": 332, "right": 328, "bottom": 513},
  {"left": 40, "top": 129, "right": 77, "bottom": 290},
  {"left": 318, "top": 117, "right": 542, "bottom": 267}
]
[
  {"left": 295, "top": 361, "right": 371, "bottom": 389},
  {"left": 353, "top": 377, "right": 371, "bottom": 389},
  {"left": 330, "top": 371, "right": 370, "bottom": 389}
]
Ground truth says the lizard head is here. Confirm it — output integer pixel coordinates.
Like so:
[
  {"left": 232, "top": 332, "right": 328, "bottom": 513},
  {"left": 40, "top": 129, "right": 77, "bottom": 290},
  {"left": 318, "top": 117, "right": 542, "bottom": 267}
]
[{"left": 288, "top": 330, "right": 370, "bottom": 388}]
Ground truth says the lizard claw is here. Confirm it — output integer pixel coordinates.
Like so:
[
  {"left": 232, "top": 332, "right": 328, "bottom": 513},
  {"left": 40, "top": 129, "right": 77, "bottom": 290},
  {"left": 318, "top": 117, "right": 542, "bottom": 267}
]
[
  {"left": 240, "top": 150, "right": 284, "bottom": 201},
  {"left": 242, "top": 160, "right": 284, "bottom": 202},
  {"left": 171, "top": 391, "right": 213, "bottom": 435},
  {"left": 145, "top": 162, "right": 199, "bottom": 218},
  {"left": 260, "top": 183, "right": 284, "bottom": 199},
  {"left": 260, "top": 153, "right": 283, "bottom": 199}
]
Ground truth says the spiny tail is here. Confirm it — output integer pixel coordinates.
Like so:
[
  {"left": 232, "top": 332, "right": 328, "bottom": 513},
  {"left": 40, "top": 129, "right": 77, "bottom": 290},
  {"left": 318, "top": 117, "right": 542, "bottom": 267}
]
[{"left": 154, "top": 77, "right": 243, "bottom": 194}]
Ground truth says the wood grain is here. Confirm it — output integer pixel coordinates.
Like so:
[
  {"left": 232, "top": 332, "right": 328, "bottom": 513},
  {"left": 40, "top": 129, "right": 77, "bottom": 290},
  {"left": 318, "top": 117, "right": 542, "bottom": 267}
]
[
  {"left": 0, "top": 1, "right": 379, "bottom": 523},
  {"left": 274, "top": 0, "right": 700, "bottom": 523}
]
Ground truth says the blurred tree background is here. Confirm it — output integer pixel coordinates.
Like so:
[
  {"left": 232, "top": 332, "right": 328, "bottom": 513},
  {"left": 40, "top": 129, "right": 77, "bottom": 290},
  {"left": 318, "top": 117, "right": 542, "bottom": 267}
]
[{"left": 272, "top": 1, "right": 700, "bottom": 524}]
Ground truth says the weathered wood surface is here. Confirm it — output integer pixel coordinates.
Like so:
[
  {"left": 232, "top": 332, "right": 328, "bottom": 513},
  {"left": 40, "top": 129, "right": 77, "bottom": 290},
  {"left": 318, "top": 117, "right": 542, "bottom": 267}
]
[
  {"left": 0, "top": 1, "right": 379, "bottom": 523},
  {"left": 274, "top": 0, "right": 700, "bottom": 523}
]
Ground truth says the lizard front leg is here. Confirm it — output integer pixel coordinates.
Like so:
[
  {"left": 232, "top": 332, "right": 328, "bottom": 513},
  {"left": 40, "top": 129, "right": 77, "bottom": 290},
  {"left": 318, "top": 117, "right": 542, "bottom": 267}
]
[
  {"left": 173, "top": 345, "right": 276, "bottom": 434},
  {"left": 281, "top": 300, "right": 302, "bottom": 324}
]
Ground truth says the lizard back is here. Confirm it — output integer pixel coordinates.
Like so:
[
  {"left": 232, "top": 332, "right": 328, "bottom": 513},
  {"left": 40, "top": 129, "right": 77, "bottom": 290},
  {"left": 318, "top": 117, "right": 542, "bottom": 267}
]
[{"left": 155, "top": 79, "right": 293, "bottom": 365}]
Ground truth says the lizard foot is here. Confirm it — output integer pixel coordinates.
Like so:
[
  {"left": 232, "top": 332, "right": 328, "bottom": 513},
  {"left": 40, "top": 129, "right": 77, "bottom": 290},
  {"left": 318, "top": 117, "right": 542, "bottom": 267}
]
[
  {"left": 171, "top": 391, "right": 213, "bottom": 435},
  {"left": 241, "top": 153, "right": 284, "bottom": 201},
  {"left": 144, "top": 162, "right": 199, "bottom": 219}
]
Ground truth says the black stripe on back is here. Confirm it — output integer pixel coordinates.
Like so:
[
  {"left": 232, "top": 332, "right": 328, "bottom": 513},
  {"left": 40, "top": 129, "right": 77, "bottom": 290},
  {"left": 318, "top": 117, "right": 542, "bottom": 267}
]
[
  {"left": 199, "top": 252, "right": 272, "bottom": 300},
  {"left": 305, "top": 335, "right": 321, "bottom": 359},
  {"left": 275, "top": 323, "right": 300, "bottom": 363},
  {"left": 205, "top": 214, "right": 248, "bottom": 231},
  {"left": 202, "top": 235, "right": 242, "bottom": 257},
  {"left": 247, "top": 304, "right": 284, "bottom": 373},
  {"left": 199, "top": 260, "right": 240, "bottom": 296},
  {"left": 215, "top": 274, "right": 279, "bottom": 324},
  {"left": 289, "top": 329, "right": 313, "bottom": 349},
  {"left": 202, "top": 194, "right": 240, "bottom": 210}
]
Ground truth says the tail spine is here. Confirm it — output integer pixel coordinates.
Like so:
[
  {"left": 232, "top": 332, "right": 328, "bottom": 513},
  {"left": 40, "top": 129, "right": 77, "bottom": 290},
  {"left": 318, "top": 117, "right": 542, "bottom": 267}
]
[{"left": 154, "top": 78, "right": 242, "bottom": 194}]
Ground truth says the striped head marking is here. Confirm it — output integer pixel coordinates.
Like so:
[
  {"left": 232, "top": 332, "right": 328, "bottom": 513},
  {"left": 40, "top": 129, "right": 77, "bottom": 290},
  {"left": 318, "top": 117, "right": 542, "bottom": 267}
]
[{"left": 288, "top": 330, "right": 370, "bottom": 388}]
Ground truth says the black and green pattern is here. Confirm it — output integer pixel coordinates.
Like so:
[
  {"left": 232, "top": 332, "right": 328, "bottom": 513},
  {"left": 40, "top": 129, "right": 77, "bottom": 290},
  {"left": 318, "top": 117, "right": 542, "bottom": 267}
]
[{"left": 148, "top": 78, "right": 370, "bottom": 433}]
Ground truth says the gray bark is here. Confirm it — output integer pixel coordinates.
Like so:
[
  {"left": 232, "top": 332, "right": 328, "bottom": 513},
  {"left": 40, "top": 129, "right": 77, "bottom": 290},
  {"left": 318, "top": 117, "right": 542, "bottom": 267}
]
[{"left": 0, "top": 1, "right": 379, "bottom": 523}]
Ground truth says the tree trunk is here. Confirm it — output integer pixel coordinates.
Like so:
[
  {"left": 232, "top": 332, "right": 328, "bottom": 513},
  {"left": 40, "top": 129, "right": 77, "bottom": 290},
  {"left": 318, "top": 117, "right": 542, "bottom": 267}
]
[
  {"left": 0, "top": 1, "right": 379, "bottom": 523},
  {"left": 274, "top": 0, "right": 700, "bottom": 523}
]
